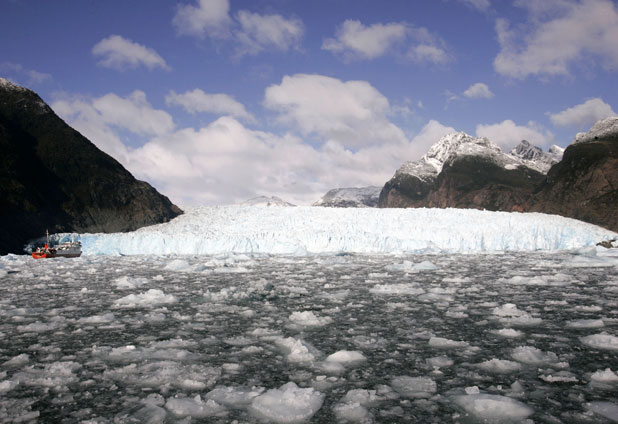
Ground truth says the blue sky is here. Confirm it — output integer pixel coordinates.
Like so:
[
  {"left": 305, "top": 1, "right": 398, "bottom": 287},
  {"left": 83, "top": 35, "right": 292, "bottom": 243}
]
[{"left": 2, "top": 0, "right": 617, "bottom": 206}]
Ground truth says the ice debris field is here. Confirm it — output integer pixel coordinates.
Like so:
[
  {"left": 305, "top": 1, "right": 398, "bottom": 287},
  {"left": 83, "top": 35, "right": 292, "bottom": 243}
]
[{"left": 1, "top": 206, "right": 618, "bottom": 423}]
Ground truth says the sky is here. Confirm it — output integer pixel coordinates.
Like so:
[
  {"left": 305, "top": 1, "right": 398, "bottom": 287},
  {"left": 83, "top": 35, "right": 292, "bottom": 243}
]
[{"left": 1, "top": 0, "right": 617, "bottom": 206}]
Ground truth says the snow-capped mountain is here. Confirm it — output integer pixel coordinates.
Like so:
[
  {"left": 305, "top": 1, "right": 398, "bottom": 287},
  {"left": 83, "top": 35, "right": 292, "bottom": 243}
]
[
  {"left": 575, "top": 116, "right": 618, "bottom": 143},
  {"left": 510, "top": 140, "right": 564, "bottom": 174},
  {"left": 380, "top": 118, "right": 617, "bottom": 233},
  {"left": 240, "top": 196, "right": 296, "bottom": 207},
  {"left": 393, "top": 132, "right": 557, "bottom": 184},
  {"left": 312, "top": 187, "right": 381, "bottom": 208}
]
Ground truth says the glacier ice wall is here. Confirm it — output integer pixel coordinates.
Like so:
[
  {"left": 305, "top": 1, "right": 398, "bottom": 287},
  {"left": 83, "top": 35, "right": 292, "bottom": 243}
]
[{"left": 78, "top": 206, "right": 617, "bottom": 256}]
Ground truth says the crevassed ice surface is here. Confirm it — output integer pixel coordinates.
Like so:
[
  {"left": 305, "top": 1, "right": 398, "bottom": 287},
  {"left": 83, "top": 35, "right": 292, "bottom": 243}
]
[
  {"left": 77, "top": 206, "right": 617, "bottom": 256},
  {"left": 1, "top": 248, "right": 618, "bottom": 423}
]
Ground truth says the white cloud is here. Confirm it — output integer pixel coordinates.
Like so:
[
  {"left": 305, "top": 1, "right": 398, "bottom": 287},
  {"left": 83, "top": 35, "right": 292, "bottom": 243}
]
[
  {"left": 172, "top": 0, "right": 232, "bottom": 38},
  {"left": 263, "top": 74, "right": 407, "bottom": 148},
  {"left": 165, "top": 89, "right": 254, "bottom": 122},
  {"left": 51, "top": 91, "right": 174, "bottom": 163},
  {"left": 92, "top": 91, "right": 175, "bottom": 136},
  {"left": 322, "top": 20, "right": 407, "bottom": 60},
  {"left": 235, "top": 10, "right": 304, "bottom": 56},
  {"left": 92, "top": 35, "right": 169, "bottom": 71},
  {"left": 549, "top": 98, "right": 617, "bottom": 128},
  {"left": 51, "top": 81, "right": 459, "bottom": 206},
  {"left": 323, "top": 20, "right": 450, "bottom": 64},
  {"left": 0, "top": 62, "right": 52, "bottom": 85},
  {"left": 494, "top": 0, "right": 618, "bottom": 78},
  {"left": 172, "top": 0, "right": 303, "bottom": 56},
  {"left": 476, "top": 119, "right": 554, "bottom": 150},
  {"left": 456, "top": 0, "right": 491, "bottom": 11},
  {"left": 463, "top": 82, "right": 494, "bottom": 99}
]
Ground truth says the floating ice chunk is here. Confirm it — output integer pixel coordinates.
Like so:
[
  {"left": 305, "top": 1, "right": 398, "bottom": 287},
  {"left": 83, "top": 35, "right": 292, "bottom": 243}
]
[
  {"left": 0, "top": 379, "right": 19, "bottom": 393},
  {"left": 289, "top": 311, "right": 333, "bottom": 327},
  {"left": 452, "top": 393, "right": 533, "bottom": 422},
  {"left": 385, "top": 260, "right": 438, "bottom": 272},
  {"left": 426, "top": 356, "right": 454, "bottom": 369},
  {"left": 492, "top": 303, "right": 526, "bottom": 317},
  {"left": 3, "top": 353, "right": 30, "bottom": 367},
  {"left": 103, "top": 361, "right": 220, "bottom": 390},
  {"left": 492, "top": 304, "right": 541, "bottom": 326},
  {"left": 206, "top": 386, "right": 265, "bottom": 408},
  {"left": 591, "top": 368, "right": 618, "bottom": 384},
  {"left": 413, "top": 260, "right": 439, "bottom": 271},
  {"left": 465, "top": 386, "right": 480, "bottom": 395},
  {"left": 130, "top": 404, "right": 167, "bottom": 423},
  {"left": 77, "top": 313, "right": 116, "bottom": 324},
  {"left": 391, "top": 376, "right": 437, "bottom": 399},
  {"left": 248, "top": 382, "right": 324, "bottom": 423},
  {"left": 341, "top": 389, "right": 382, "bottom": 407},
  {"left": 164, "top": 259, "right": 191, "bottom": 271},
  {"left": 428, "top": 337, "right": 469, "bottom": 349},
  {"left": 114, "top": 289, "right": 177, "bottom": 307},
  {"left": 14, "top": 361, "right": 81, "bottom": 388},
  {"left": 315, "top": 360, "right": 346, "bottom": 375},
  {"left": 477, "top": 359, "right": 522, "bottom": 374},
  {"left": 165, "top": 395, "right": 227, "bottom": 418},
  {"left": 332, "top": 402, "right": 372, "bottom": 423},
  {"left": 586, "top": 402, "right": 618, "bottom": 422},
  {"left": 566, "top": 319, "right": 604, "bottom": 329},
  {"left": 490, "top": 328, "right": 523, "bottom": 338},
  {"left": 114, "top": 276, "right": 149, "bottom": 289},
  {"left": 275, "top": 337, "right": 318, "bottom": 363},
  {"left": 16, "top": 321, "right": 62, "bottom": 333},
  {"left": 369, "top": 283, "right": 424, "bottom": 295},
  {"left": 581, "top": 333, "right": 618, "bottom": 351},
  {"left": 511, "top": 346, "right": 558, "bottom": 365},
  {"left": 540, "top": 371, "right": 578, "bottom": 383},
  {"left": 325, "top": 350, "right": 367, "bottom": 366}
]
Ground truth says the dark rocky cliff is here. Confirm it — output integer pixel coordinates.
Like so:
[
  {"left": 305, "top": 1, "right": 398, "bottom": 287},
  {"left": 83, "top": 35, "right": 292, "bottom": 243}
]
[
  {"left": 0, "top": 78, "right": 182, "bottom": 254},
  {"left": 530, "top": 133, "right": 618, "bottom": 232}
]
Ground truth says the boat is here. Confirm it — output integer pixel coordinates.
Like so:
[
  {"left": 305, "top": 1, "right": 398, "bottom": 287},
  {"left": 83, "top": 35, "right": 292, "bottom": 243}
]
[{"left": 32, "top": 230, "right": 82, "bottom": 259}]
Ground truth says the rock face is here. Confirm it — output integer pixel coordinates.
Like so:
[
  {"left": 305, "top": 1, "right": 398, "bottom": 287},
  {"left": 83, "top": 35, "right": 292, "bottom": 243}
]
[
  {"left": 531, "top": 117, "right": 618, "bottom": 232},
  {"left": 379, "top": 132, "right": 546, "bottom": 212},
  {"left": 0, "top": 78, "right": 182, "bottom": 254},
  {"left": 509, "top": 140, "right": 563, "bottom": 174},
  {"left": 379, "top": 119, "right": 618, "bottom": 232},
  {"left": 313, "top": 186, "right": 381, "bottom": 207}
]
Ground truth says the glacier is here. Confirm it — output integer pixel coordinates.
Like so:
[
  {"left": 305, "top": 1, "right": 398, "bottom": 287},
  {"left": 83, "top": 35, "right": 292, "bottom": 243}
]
[{"left": 74, "top": 206, "right": 617, "bottom": 256}]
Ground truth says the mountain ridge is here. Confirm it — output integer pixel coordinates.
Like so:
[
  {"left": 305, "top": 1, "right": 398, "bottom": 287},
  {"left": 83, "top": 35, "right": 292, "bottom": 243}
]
[
  {"left": 0, "top": 77, "right": 182, "bottom": 254},
  {"left": 379, "top": 121, "right": 617, "bottom": 232}
]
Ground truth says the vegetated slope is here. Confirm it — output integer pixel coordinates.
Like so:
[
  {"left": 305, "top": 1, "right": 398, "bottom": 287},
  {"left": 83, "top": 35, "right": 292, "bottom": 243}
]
[
  {"left": 379, "top": 133, "right": 549, "bottom": 211},
  {"left": 531, "top": 120, "right": 618, "bottom": 232},
  {"left": 0, "top": 78, "right": 182, "bottom": 254}
]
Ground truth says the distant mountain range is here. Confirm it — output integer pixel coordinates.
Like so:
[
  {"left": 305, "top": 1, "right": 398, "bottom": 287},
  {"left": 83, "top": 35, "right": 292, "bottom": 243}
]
[
  {"left": 378, "top": 117, "right": 617, "bottom": 232},
  {"left": 312, "top": 186, "right": 381, "bottom": 208},
  {"left": 240, "top": 196, "right": 296, "bottom": 207},
  {"left": 0, "top": 78, "right": 182, "bottom": 255}
]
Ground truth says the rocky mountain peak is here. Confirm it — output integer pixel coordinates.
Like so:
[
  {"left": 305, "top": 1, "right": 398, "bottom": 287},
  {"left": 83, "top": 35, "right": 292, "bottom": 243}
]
[
  {"left": 313, "top": 186, "right": 381, "bottom": 207},
  {"left": 510, "top": 140, "right": 543, "bottom": 161},
  {"left": 240, "top": 196, "right": 296, "bottom": 207},
  {"left": 575, "top": 116, "right": 618, "bottom": 144}
]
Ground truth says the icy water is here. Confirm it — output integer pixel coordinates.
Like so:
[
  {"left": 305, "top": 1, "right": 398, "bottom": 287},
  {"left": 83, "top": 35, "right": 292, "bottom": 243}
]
[{"left": 1, "top": 250, "right": 618, "bottom": 423}]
